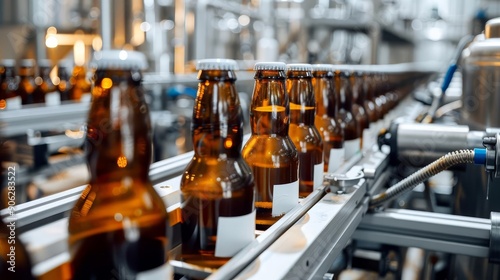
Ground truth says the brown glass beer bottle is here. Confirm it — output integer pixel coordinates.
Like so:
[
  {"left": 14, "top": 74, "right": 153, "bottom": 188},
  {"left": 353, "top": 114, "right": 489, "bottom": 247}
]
[
  {"left": 286, "top": 64, "right": 323, "bottom": 197},
  {"left": 69, "top": 65, "right": 91, "bottom": 102},
  {"left": 370, "top": 71, "right": 385, "bottom": 134},
  {"left": 349, "top": 68, "right": 370, "bottom": 151},
  {"left": 56, "top": 64, "right": 72, "bottom": 102},
  {"left": 334, "top": 68, "right": 360, "bottom": 160},
  {"left": 180, "top": 59, "right": 256, "bottom": 268},
  {"left": 374, "top": 72, "right": 389, "bottom": 128},
  {"left": 362, "top": 70, "right": 380, "bottom": 147},
  {"left": 32, "top": 59, "right": 56, "bottom": 104},
  {"left": 68, "top": 50, "right": 171, "bottom": 279},
  {"left": 242, "top": 62, "right": 299, "bottom": 228},
  {"left": 17, "top": 59, "right": 36, "bottom": 105},
  {"left": 0, "top": 59, "right": 20, "bottom": 110},
  {"left": 312, "top": 64, "right": 344, "bottom": 173}
]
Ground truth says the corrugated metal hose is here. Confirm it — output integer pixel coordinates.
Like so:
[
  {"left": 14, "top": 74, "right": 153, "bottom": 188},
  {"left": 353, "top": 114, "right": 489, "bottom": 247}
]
[{"left": 370, "top": 149, "right": 475, "bottom": 209}]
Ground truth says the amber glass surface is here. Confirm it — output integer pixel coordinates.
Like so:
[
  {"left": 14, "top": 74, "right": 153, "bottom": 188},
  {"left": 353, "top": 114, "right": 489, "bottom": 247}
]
[
  {"left": 287, "top": 69, "right": 323, "bottom": 197},
  {"left": 0, "top": 220, "right": 35, "bottom": 279},
  {"left": 362, "top": 73, "right": 379, "bottom": 125},
  {"left": 0, "top": 65, "right": 18, "bottom": 110},
  {"left": 386, "top": 91, "right": 399, "bottom": 110},
  {"left": 57, "top": 66, "right": 72, "bottom": 102},
  {"left": 334, "top": 71, "right": 359, "bottom": 140},
  {"left": 0, "top": 145, "right": 35, "bottom": 279},
  {"left": 313, "top": 70, "right": 344, "bottom": 173},
  {"left": 335, "top": 70, "right": 361, "bottom": 159},
  {"left": 33, "top": 66, "right": 56, "bottom": 104},
  {"left": 69, "top": 65, "right": 91, "bottom": 101},
  {"left": 371, "top": 73, "right": 385, "bottom": 121},
  {"left": 242, "top": 69, "right": 299, "bottom": 227},
  {"left": 68, "top": 68, "right": 170, "bottom": 279},
  {"left": 180, "top": 69, "right": 255, "bottom": 267},
  {"left": 350, "top": 71, "right": 369, "bottom": 145},
  {"left": 17, "top": 66, "right": 36, "bottom": 105}
]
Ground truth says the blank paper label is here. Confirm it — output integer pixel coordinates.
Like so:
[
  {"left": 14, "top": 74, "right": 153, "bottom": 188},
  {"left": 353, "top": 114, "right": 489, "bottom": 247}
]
[
  {"left": 272, "top": 180, "right": 299, "bottom": 217},
  {"left": 362, "top": 128, "right": 371, "bottom": 151},
  {"left": 328, "top": 148, "right": 345, "bottom": 173},
  {"left": 6, "top": 96, "right": 21, "bottom": 110},
  {"left": 314, "top": 162, "right": 324, "bottom": 188},
  {"left": 375, "top": 120, "right": 384, "bottom": 137},
  {"left": 344, "top": 138, "right": 360, "bottom": 160},
  {"left": 215, "top": 211, "right": 256, "bottom": 257},
  {"left": 45, "top": 92, "right": 61, "bottom": 106},
  {"left": 81, "top": 92, "right": 92, "bottom": 103},
  {"left": 137, "top": 262, "right": 173, "bottom": 280}
]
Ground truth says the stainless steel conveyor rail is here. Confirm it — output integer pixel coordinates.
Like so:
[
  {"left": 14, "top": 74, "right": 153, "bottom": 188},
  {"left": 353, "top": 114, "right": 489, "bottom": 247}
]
[
  {"left": 0, "top": 151, "right": 193, "bottom": 232},
  {"left": 353, "top": 209, "right": 491, "bottom": 258},
  {"left": 9, "top": 142, "right": 372, "bottom": 277}
]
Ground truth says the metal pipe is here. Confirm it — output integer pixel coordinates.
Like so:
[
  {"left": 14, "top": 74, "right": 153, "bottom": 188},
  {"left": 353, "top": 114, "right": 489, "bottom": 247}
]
[
  {"left": 100, "top": 0, "right": 112, "bottom": 50},
  {"left": 370, "top": 149, "right": 475, "bottom": 208},
  {"left": 385, "top": 122, "right": 486, "bottom": 166}
]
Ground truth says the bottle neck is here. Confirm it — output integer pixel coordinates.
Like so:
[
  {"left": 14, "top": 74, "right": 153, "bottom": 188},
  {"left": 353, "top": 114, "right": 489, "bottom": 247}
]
[
  {"left": 192, "top": 70, "right": 244, "bottom": 158},
  {"left": 39, "top": 67, "right": 51, "bottom": 80},
  {"left": 312, "top": 72, "right": 331, "bottom": 116},
  {"left": 365, "top": 74, "right": 376, "bottom": 101},
  {"left": 251, "top": 70, "right": 289, "bottom": 136},
  {"left": 1, "top": 66, "right": 15, "bottom": 80},
  {"left": 336, "top": 73, "right": 353, "bottom": 111},
  {"left": 350, "top": 73, "right": 364, "bottom": 105},
  {"left": 19, "top": 66, "right": 34, "bottom": 78},
  {"left": 86, "top": 68, "right": 152, "bottom": 183},
  {"left": 287, "top": 70, "right": 315, "bottom": 125},
  {"left": 58, "top": 67, "right": 69, "bottom": 80}
]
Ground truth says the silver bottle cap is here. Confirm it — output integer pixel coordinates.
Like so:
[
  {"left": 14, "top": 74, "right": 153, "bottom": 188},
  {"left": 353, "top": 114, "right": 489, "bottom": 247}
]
[
  {"left": 311, "top": 64, "right": 334, "bottom": 72},
  {"left": 196, "top": 58, "right": 238, "bottom": 71},
  {"left": 19, "top": 59, "right": 35, "bottom": 68},
  {"left": 254, "top": 62, "right": 286, "bottom": 71},
  {"left": 286, "top": 63, "right": 313, "bottom": 72},
  {"left": 92, "top": 50, "right": 148, "bottom": 70},
  {"left": 1, "top": 59, "right": 15, "bottom": 68}
]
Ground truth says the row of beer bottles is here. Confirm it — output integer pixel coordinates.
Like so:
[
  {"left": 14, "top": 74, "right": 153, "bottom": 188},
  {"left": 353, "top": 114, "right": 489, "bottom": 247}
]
[
  {"left": 0, "top": 58, "right": 91, "bottom": 110},
  {"left": 58, "top": 54, "right": 406, "bottom": 279},
  {"left": 179, "top": 60, "right": 405, "bottom": 268}
]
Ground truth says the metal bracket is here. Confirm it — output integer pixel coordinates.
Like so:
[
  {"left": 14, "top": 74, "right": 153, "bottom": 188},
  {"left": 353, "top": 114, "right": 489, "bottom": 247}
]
[{"left": 490, "top": 212, "right": 500, "bottom": 264}]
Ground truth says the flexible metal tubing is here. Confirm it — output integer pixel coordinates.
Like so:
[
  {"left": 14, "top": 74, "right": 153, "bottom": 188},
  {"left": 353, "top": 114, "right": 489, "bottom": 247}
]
[{"left": 369, "top": 149, "right": 475, "bottom": 208}]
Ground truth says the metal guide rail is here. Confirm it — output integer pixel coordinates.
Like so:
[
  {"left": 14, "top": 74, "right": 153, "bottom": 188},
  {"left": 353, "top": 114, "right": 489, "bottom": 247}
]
[
  {"left": 0, "top": 102, "right": 90, "bottom": 137},
  {"left": 3, "top": 146, "right": 389, "bottom": 279},
  {"left": 353, "top": 209, "right": 491, "bottom": 258}
]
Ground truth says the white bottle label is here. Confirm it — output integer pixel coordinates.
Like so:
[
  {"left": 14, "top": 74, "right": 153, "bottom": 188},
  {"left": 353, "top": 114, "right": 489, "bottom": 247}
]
[
  {"left": 45, "top": 91, "right": 61, "bottom": 106},
  {"left": 384, "top": 114, "right": 392, "bottom": 128},
  {"left": 136, "top": 262, "right": 173, "bottom": 280},
  {"left": 328, "top": 148, "right": 345, "bottom": 173},
  {"left": 6, "top": 96, "right": 21, "bottom": 110},
  {"left": 375, "top": 120, "right": 384, "bottom": 137},
  {"left": 272, "top": 180, "right": 299, "bottom": 217},
  {"left": 81, "top": 92, "right": 92, "bottom": 103},
  {"left": 314, "top": 162, "right": 324, "bottom": 188},
  {"left": 344, "top": 138, "right": 360, "bottom": 160},
  {"left": 215, "top": 211, "right": 256, "bottom": 257},
  {"left": 362, "top": 128, "right": 372, "bottom": 151}
]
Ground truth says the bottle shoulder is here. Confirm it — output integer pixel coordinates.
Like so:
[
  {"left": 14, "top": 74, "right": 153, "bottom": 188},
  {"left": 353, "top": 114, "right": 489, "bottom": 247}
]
[
  {"left": 180, "top": 156, "right": 254, "bottom": 192},
  {"left": 289, "top": 123, "right": 322, "bottom": 143},
  {"left": 69, "top": 181, "right": 167, "bottom": 223},
  {"left": 242, "top": 135, "right": 299, "bottom": 161}
]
